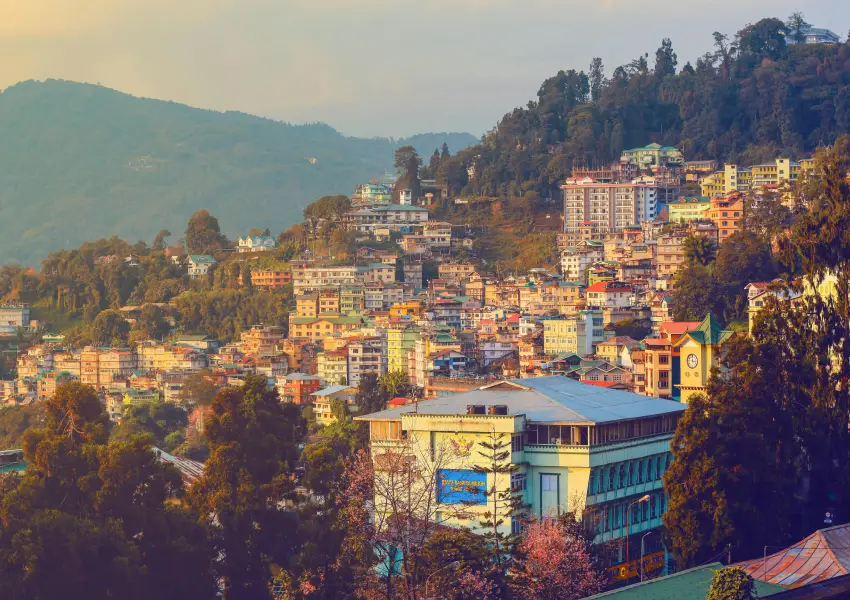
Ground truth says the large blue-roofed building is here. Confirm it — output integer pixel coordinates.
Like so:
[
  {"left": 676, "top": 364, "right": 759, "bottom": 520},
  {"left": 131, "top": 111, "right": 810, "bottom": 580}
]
[{"left": 356, "top": 375, "right": 685, "bottom": 580}]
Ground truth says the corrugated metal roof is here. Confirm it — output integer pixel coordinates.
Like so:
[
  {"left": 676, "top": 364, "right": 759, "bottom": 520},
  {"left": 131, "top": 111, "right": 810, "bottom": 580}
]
[
  {"left": 356, "top": 376, "right": 685, "bottom": 424},
  {"left": 739, "top": 524, "right": 850, "bottom": 588},
  {"left": 586, "top": 563, "right": 785, "bottom": 599},
  {"left": 153, "top": 447, "right": 205, "bottom": 485}
]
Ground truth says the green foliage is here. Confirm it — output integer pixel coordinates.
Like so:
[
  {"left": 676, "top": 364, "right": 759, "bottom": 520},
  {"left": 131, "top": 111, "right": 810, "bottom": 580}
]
[
  {"left": 706, "top": 566, "right": 757, "bottom": 600},
  {"left": 446, "top": 28, "right": 850, "bottom": 200},
  {"left": 0, "top": 382, "right": 216, "bottom": 599},
  {"left": 172, "top": 289, "right": 290, "bottom": 342},
  {"left": 673, "top": 231, "right": 777, "bottom": 322},
  {"left": 303, "top": 195, "right": 351, "bottom": 222},
  {"left": 663, "top": 336, "right": 796, "bottom": 566},
  {"left": 110, "top": 400, "right": 188, "bottom": 453},
  {"left": 178, "top": 370, "right": 219, "bottom": 407},
  {"left": 355, "top": 373, "right": 388, "bottom": 415},
  {"left": 188, "top": 375, "right": 305, "bottom": 598},
  {"left": 0, "top": 404, "right": 43, "bottom": 449},
  {"left": 608, "top": 318, "right": 651, "bottom": 340},
  {"left": 684, "top": 235, "right": 717, "bottom": 267},
  {"left": 0, "top": 79, "right": 476, "bottom": 265},
  {"left": 185, "top": 210, "right": 229, "bottom": 254}
]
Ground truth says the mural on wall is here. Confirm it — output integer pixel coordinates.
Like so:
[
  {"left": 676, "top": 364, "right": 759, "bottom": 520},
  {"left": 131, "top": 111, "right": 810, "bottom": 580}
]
[{"left": 437, "top": 469, "right": 487, "bottom": 505}]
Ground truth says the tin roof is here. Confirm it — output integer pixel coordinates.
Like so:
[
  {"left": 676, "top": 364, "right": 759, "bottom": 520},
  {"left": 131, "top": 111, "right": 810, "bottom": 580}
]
[
  {"left": 586, "top": 562, "right": 785, "bottom": 599},
  {"left": 356, "top": 375, "right": 684, "bottom": 424},
  {"left": 739, "top": 524, "right": 850, "bottom": 588}
]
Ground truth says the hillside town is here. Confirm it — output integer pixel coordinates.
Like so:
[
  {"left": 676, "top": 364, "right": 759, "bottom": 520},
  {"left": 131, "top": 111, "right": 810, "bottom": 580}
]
[{"left": 4, "top": 13, "right": 850, "bottom": 600}]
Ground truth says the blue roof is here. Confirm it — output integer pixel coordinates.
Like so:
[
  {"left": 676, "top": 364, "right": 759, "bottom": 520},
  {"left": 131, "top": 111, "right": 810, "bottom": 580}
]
[
  {"left": 313, "top": 384, "right": 355, "bottom": 397},
  {"left": 358, "top": 376, "right": 685, "bottom": 424},
  {"left": 188, "top": 254, "right": 215, "bottom": 263}
]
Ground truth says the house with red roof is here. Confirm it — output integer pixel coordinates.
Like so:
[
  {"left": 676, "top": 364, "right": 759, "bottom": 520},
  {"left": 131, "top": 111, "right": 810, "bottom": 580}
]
[{"left": 585, "top": 281, "right": 634, "bottom": 309}]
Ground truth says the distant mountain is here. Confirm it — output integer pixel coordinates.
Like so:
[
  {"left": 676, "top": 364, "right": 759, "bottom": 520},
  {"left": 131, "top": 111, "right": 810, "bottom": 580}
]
[{"left": 0, "top": 80, "right": 478, "bottom": 265}]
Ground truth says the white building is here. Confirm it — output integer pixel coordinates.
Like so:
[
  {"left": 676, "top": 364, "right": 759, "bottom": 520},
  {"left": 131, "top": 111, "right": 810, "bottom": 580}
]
[
  {"left": 0, "top": 303, "right": 31, "bottom": 334},
  {"left": 562, "top": 178, "right": 658, "bottom": 236},
  {"left": 187, "top": 255, "right": 216, "bottom": 279},
  {"left": 786, "top": 25, "right": 840, "bottom": 45},
  {"left": 238, "top": 235, "right": 277, "bottom": 253}
]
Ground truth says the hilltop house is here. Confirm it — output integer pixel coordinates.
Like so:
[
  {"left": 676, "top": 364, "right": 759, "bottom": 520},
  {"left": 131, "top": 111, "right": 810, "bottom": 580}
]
[{"left": 238, "top": 235, "right": 277, "bottom": 253}]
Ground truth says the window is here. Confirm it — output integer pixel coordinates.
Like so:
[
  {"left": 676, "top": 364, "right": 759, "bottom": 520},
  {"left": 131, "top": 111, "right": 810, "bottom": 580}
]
[
  {"left": 511, "top": 472, "right": 527, "bottom": 492},
  {"left": 511, "top": 517, "right": 524, "bottom": 535},
  {"left": 512, "top": 434, "right": 524, "bottom": 453},
  {"left": 647, "top": 457, "right": 654, "bottom": 481},
  {"left": 541, "top": 474, "right": 558, "bottom": 492},
  {"left": 628, "top": 462, "right": 635, "bottom": 486},
  {"left": 637, "top": 460, "right": 644, "bottom": 484},
  {"left": 608, "top": 467, "right": 616, "bottom": 491},
  {"left": 650, "top": 495, "right": 658, "bottom": 519},
  {"left": 618, "top": 464, "right": 626, "bottom": 488}
]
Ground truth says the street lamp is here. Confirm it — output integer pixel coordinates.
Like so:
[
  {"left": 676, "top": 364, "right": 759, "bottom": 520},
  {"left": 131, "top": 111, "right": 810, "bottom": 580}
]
[
  {"left": 424, "top": 560, "right": 461, "bottom": 597},
  {"left": 641, "top": 530, "right": 655, "bottom": 582},
  {"left": 624, "top": 495, "right": 651, "bottom": 585}
]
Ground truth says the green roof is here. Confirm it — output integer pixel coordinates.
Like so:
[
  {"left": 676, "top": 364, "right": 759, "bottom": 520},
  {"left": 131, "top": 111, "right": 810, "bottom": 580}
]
[
  {"left": 585, "top": 563, "right": 785, "bottom": 600},
  {"left": 682, "top": 313, "right": 734, "bottom": 346},
  {"left": 187, "top": 254, "right": 215, "bottom": 263}
]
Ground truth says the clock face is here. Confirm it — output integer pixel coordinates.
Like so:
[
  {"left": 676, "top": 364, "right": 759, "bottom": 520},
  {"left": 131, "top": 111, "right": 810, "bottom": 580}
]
[{"left": 687, "top": 354, "right": 698, "bottom": 369}]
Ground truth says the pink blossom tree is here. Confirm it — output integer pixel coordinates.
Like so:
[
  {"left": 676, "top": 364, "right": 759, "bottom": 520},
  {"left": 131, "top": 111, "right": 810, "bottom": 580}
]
[{"left": 510, "top": 517, "right": 606, "bottom": 600}]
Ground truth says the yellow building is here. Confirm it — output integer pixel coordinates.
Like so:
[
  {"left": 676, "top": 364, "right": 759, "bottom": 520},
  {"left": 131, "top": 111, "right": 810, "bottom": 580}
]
[
  {"left": 311, "top": 384, "right": 358, "bottom": 425},
  {"left": 386, "top": 321, "right": 420, "bottom": 374},
  {"left": 673, "top": 314, "right": 735, "bottom": 404},
  {"left": 317, "top": 349, "right": 349, "bottom": 385},
  {"left": 356, "top": 376, "right": 684, "bottom": 565},
  {"left": 389, "top": 300, "right": 425, "bottom": 319},
  {"left": 595, "top": 336, "right": 639, "bottom": 367},
  {"left": 543, "top": 311, "right": 606, "bottom": 357},
  {"left": 288, "top": 315, "right": 362, "bottom": 342},
  {"left": 667, "top": 196, "right": 710, "bottom": 223}
]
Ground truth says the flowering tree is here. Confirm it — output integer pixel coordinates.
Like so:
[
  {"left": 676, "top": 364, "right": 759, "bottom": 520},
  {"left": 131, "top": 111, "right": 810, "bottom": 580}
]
[{"left": 510, "top": 517, "right": 605, "bottom": 600}]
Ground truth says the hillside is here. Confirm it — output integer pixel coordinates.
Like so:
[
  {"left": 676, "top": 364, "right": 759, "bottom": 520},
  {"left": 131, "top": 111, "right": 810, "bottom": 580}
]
[
  {"left": 432, "top": 20, "right": 850, "bottom": 199},
  {"left": 0, "top": 79, "right": 477, "bottom": 265}
]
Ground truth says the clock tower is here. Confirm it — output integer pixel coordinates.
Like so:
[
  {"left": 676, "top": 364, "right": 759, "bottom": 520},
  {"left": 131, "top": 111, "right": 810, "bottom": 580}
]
[{"left": 672, "top": 314, "right": 735, "bottom": 404}]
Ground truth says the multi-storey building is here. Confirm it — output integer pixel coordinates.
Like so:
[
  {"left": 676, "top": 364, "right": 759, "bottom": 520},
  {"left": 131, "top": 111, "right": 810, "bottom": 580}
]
[
  {"left": 346, "top": 337, "right": 386, "bottom": 386},
  {"left": 708, "top": 193, "right": 745, "bottom": 244},
  {"left": 655, "top": 232, "right": 687, "bottom": 278},
  {"left": 620, "top": 143, "right": 684, "bottom": 168},
  {"left": 0, "top": 303, "right": 31, "bottom": 334},
  {"left": 137, "top": 343, "right": 208, "bottom": 371},
  {"left": 288, "top": 315, "right": 362, "bottom": 342},
  {"left": 292, "top": 264, "right": 395, "bottom": 294},
  {"left": 251, "top": 269, "right": 292, "bottom": 289},
  {"left": 585, "top": 281, "right": 633, "bottom": 309},
  {"left": 561, "top": 241, "right": 604, "bottom": 284},
  {"left": 277, "top": 372, "right": 323, "bottom": 405},
  {"left": 80, "top": 347, "right": 136, "bottom": 388},
  {"left": 543, "top": 310, "right": 607, "bottom": 357},
  {"left": 562, "top": 179, "right": 658, "bottom": 236},
  {"left": 668, "top": 196, "right": 711, "bottom": 223},
  {"left": 344, "top": 204, "right": 429, "bottom": 233},
  {"left": 240, "top": 325, "right": 284, "bottom": 356},
  {"left": 642, "top": 321, "right": 699, "bottom": 400},
  {"left": 317, "top": 349, "right": 349, "bottom": 385},
  {"left": 438, "top": 263, "right": 476, "bottom": 284},
  {"left": 356, "top": 376, "right": 685, "bottom": 569},
  {"left": 386, "top": 321, "right": 420, "bottom": 374}
]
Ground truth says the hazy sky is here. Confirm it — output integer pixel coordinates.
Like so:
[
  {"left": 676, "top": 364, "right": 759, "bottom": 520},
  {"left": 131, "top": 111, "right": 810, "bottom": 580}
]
[{"left": 1, "top": 0, "right": 847, "bottom": 138}]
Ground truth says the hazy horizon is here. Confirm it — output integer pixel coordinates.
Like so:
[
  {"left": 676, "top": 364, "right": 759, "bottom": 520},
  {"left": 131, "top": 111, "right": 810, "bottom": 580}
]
[{"left": 2, "top": 0, "right": 848, "bottom": 138}]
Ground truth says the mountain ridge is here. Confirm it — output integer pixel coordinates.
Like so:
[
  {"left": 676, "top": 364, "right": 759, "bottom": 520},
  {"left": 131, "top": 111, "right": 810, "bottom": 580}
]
[{"left": 0, "top": 79, "right": 478, "bottom": 265}]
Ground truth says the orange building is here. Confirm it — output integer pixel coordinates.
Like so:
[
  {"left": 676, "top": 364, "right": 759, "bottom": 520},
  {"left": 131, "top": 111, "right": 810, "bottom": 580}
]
[
  {"left": 642, "top": 321, "right": 700, "bottom": 400},
  {"left": 250, "top": 269, "right": 292, "bottom": 289},
  {"left": 708, "top": 192, "right": 745, "bottom": 245},
  {"left": 278, "top": 373, "right": 323, "bottom": 405}
]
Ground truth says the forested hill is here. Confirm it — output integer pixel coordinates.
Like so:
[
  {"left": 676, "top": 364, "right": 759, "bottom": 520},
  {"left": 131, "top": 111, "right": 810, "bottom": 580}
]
[
  {"left": 435, "top": 18, "right": 850, "bottom": 199},
  {"left": 0, "top": 79, "right": 477, "bottom": 265}
]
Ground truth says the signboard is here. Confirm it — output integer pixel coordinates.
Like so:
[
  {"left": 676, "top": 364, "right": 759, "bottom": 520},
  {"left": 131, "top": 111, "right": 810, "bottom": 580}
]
[
  {"left": 437, "top": 469, "right": 487, "bottom": 505},
  {"left": 606, "top": 551, "right": 665, "bottom": 581},
  {"left": 825, "top": 510, "right": 835, "bottom": 525}
]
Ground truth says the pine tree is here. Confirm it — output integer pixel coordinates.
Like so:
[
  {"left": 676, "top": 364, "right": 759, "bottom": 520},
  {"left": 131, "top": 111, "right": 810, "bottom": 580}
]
[{"left": 471, "top": 431, "right": 525, "bottom": 569}]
